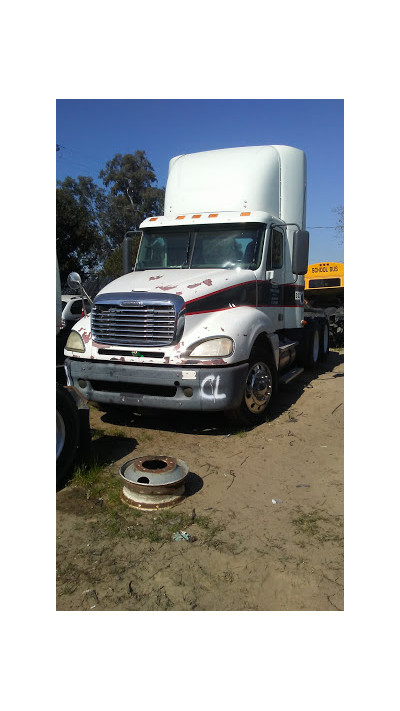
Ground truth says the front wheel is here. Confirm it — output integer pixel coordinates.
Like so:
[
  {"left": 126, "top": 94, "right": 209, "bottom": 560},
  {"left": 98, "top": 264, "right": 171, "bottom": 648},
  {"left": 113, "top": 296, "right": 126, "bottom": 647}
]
[
  {"left": 56, "top": 384, "right": 80, "bottom": 490},
  {"left": 227, "top": 350, "right": 276, "bottom": 426}
]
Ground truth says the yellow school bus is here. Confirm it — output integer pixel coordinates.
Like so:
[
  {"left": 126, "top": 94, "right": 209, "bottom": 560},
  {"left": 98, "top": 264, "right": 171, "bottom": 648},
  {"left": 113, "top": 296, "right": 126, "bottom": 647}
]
[
  {"left": 304, "top": 262, "right": 344, "bottom": 347},
  {"left": 305, "top": 262, "right": 344, "bottom": 294}
]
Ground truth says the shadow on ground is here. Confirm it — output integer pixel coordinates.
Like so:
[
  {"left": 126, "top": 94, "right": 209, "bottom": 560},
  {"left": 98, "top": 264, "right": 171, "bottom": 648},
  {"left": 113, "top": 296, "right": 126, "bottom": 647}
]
[
  {"left": 95, "top": 351, "right": 343, "bottom": 437},
  {"left": 269, "top": 350, "right": 343, "bottom": 421},
  {"left": 182, "top": 471, "right": 203, "bottom": 497},
  {"left": 90, "top": 434, "right": 138, "bottom": 465}
]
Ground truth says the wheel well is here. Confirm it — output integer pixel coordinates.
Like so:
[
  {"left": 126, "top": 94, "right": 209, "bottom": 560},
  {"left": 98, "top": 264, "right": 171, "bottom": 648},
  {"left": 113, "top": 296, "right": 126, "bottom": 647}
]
[{"left": 251, "top": 333, "right": 276, "bottom": 368}]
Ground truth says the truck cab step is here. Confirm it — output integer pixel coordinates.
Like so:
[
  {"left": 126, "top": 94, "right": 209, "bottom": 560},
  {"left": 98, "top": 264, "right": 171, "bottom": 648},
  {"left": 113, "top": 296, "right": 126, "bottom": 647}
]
[{"left": 279, "top": 366, "right": 304, "bottom": 385}]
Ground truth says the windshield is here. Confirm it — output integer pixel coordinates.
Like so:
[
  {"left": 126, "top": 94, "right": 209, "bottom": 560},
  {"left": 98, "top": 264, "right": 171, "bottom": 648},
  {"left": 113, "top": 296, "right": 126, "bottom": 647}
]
[{"left": 136, "top": 226, "right": 264, "bottom": 270}]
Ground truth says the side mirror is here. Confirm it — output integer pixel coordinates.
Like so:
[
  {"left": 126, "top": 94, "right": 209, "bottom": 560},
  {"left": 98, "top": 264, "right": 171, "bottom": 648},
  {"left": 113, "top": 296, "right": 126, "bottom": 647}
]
[
  {"left": 67, "top": 271, "right": 82, "bottom": 290},
  {"left": 67, "top": 271, "right": 92, "bottom": 316},
  {"left": 123, "top": 231, "right": 142, "bottom": 274},
  {"left": 292, "top": 230, "right": 309, "bottom": 275}
]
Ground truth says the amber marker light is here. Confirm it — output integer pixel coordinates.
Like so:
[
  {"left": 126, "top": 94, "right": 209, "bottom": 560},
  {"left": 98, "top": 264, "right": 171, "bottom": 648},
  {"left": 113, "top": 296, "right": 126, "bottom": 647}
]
[
  {"left": 149, "top": 217, "right": 158, "bottom": 222},
  {"left": 176, "top": 215, "right": 185, "bottom": 220},
  {"left": 192, "top": 214, "right": 201, "bottom": 218},
  {"left": 240, "top": 212, "right": 251, "bottom": 216},
  {"left": 208, "top": 213, "right": 219, "bottom": 218}
]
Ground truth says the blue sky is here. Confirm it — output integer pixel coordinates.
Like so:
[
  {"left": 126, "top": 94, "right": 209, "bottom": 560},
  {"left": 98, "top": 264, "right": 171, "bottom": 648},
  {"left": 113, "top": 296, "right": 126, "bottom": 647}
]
[{"left": 56, "top": 99, "right": 343, "bottom": 264}]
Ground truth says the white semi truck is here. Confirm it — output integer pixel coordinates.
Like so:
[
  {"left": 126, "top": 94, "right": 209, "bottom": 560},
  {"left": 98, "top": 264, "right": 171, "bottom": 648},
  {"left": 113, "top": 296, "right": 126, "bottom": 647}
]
[{"left": 64, "top": 145, "right": 329, "bottom": 425}]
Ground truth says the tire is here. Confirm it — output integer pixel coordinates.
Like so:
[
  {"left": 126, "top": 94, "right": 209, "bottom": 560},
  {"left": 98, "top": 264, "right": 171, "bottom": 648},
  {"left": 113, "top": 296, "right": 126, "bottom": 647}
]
[
  {"left": 297, "top": 322, "right": 320, "bottom": 368},
  {"left": 227, "top": 348, "right": 276, "bottom": 426},
  {"left": 77, "top": 407, "right": 91, "bottom": 460},
  {"left": 56, "top": 384, "right": 80, "bottom": 490},
  {"left": 319, "top": 321, "right": 329, "bottom": 360}
]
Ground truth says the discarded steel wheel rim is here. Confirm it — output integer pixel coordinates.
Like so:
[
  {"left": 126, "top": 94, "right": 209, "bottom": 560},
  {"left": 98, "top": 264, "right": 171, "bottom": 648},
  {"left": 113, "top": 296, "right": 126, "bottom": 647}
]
[{"left": 120, "top": 455, "right": 189, "bottom": 510}]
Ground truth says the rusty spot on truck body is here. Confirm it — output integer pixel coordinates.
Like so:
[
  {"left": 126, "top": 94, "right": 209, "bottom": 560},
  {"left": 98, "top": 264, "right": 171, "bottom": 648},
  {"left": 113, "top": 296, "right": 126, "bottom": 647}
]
[
  {"left": 93, "top": 341, "right": 109, "bottom": 349},
  {"left": 188, "top": 279, "right": 213, "bottom": 289},
  {"left": 78, "top": 328, "right": 91, "bottom": 344}
]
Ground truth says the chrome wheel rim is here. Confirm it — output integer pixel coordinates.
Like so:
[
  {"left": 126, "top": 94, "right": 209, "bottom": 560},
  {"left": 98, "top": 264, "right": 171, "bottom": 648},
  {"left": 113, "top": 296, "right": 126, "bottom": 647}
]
[
  {"left": 56, "top": 409, "right": 66, "bottom": 460},
  {"left": 244, "top": 361, "right": 273, "bottom": 414}
]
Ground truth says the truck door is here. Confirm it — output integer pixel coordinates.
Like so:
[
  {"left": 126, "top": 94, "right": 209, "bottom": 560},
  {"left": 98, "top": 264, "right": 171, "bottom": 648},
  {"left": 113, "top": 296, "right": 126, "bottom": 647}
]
[{"left": 259, "top": 227, "right": 285, "bottom": 332}]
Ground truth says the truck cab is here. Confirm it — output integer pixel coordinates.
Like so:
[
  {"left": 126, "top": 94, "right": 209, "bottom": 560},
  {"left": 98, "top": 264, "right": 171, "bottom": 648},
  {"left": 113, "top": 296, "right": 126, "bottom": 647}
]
[{"left": 64, "top": 145, "right": 327, "bottom": 424}]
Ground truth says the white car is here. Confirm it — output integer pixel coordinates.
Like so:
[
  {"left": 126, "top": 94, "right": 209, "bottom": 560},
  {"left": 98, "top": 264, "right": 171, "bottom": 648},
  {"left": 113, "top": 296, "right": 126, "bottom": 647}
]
[
  {"left": 57, "top": 295, "right": 92, "bottom": 365},
  {"left": 60, "top": 295, "right": 91, "bottom": 333}
]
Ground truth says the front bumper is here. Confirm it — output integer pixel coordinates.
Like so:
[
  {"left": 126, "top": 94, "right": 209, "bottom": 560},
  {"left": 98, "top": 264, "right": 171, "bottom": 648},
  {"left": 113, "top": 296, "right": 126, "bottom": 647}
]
[{"left": 64, "top": 357, "right": 248, "bottom": 412}]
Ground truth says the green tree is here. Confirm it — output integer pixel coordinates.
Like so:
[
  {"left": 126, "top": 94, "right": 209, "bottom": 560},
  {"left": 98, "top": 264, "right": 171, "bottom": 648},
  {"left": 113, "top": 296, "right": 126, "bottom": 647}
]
[
  {"left": 101, "top": 243, "right": 123, "bottom": 277},
  {"left": 56, "top": 177, "right": 106, "bottom": 283},
  {"left": 100, "top": 232, "right": 143, "bottom": 279},
  {"left": 99, "top": 151, "right": 164, "bottom": 249},
  {"left": 56, "top": 150, "right": 165, "bottom": 282}
]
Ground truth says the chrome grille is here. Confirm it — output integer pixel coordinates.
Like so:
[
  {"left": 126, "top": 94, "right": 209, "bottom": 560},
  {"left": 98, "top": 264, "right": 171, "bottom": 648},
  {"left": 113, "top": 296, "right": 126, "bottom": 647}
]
[{"left": 91, "top": 292, "right": 184, "bottom": 347}]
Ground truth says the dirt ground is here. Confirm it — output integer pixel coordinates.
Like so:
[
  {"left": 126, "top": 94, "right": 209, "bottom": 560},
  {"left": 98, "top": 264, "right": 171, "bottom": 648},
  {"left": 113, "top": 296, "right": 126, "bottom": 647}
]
[{"left": 56, "top": 350, "right": 344, "bottom": 611}]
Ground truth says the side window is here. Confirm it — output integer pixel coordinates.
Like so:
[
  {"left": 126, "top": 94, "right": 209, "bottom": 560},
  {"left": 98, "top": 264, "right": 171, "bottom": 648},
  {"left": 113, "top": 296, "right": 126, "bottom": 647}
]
[
  {"left": 266, "top": 229, "right": 283, "bottom": 269},
  {"left": 141, "top": 236, "right": 167, "bottom": 267},
  {"left": 70, "top": 299, "right": 83, "bottom": 315}
]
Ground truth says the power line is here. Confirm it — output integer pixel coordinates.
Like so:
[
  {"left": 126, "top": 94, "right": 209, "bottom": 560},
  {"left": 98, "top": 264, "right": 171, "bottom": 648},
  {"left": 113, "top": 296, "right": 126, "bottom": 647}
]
[
  {"left": 56, "top": 143, "right": 104, "bottom": 174},
  {"left": 57, "top": 153, "right": 97, "bottom": 173}
]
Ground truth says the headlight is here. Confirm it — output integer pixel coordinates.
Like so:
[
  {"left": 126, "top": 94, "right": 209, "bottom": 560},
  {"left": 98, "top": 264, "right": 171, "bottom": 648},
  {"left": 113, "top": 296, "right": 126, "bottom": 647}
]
[
  {"left": 184, "top": 337, "right": 234, "bottom": 358},
  {"left": 65, "top": 330, "right": 85, "bottom": 353}
]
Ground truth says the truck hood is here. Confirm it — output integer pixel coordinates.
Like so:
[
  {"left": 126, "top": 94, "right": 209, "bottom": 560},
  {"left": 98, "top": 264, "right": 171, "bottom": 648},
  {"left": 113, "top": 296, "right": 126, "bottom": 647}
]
[{"left": 97, "top": 269, "right": 257, "bottom": 305}]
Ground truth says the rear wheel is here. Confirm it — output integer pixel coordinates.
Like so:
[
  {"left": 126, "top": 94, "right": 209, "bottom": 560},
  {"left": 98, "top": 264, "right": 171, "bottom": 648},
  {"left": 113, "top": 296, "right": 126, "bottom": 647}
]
[
  {"left": 297, "top": 321, "right": 320, "bottom": 368},
  {"left": 227, "top": 349, "right": 276, "bottom": 425},
  {"left": 310, "top": 326, "right": 320, "bottom": 365},
  {"left": 319, "top": 321, "right": 329, "bottom": 359}
]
